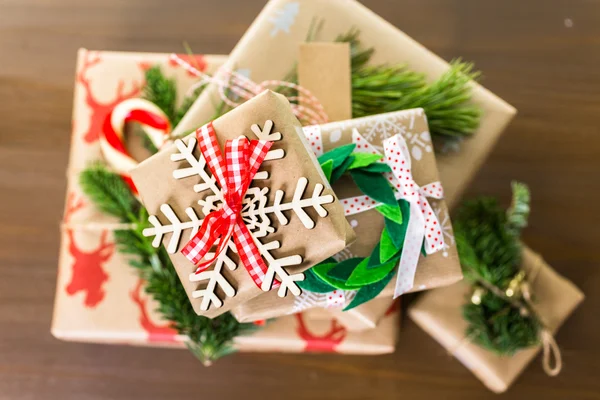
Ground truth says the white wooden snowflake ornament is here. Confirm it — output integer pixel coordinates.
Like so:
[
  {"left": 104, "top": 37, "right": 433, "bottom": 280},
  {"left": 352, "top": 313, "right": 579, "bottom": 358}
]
[{"left": 142, "top": 120, "right": 334, "bottom": 311}]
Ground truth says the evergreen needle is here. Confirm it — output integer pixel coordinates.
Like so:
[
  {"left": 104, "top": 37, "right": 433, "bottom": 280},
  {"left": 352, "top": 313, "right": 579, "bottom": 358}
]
[
  {"left": 454, "top": 182, "right": 540, "bottom": 355},
  {"left": 79, "top": 163, "right": 254, "bottom": 364}
]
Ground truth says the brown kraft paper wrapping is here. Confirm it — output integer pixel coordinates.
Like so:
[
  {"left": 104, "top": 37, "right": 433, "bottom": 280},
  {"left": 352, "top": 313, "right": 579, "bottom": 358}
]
[
  {"left": 408, "top": 247, "right": 585, "bottom": 393},
  {"left": 131, "top": 90, "right": 355, "bottom": 318},
  {"left": 171, "top": 0, "right": 517, "bottom": 208},
  {"left": 298, "top": 42, "right": 352, "bottom": 122},
  {"left": 232, "top": 108, "right": 462, "bottom": 324}
]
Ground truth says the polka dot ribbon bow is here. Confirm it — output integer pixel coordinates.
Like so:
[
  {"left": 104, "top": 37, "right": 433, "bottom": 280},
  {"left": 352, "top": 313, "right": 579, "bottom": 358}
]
[
  {"left": 180, "top": 122, "right": 275, "bottom": 289},
  {"left": 343, "top": 131, "right": 445, "bottom": 298}
]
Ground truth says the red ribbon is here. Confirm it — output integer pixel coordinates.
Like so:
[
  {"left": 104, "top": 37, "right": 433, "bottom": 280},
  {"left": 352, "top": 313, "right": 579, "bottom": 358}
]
[{"left": 181, "top": 122, "right": 273, "bottom": 288}]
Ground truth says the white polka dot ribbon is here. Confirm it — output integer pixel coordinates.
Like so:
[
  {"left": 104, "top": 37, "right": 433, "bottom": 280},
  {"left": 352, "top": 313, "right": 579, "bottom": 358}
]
[{"left": 341, "top": 131, "right": 445, "bottom": 298}]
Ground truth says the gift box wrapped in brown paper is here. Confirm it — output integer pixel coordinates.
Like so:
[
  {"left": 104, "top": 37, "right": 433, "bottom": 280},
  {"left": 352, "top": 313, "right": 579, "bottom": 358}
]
[
  {"left": 408, "top": 247, "right": 584, "bottom": 393},
  {"left": 232, "top": 108, "right": 462, "bottom": 327},
  {"left": 171, "top": 0, "right": 516, "bottom": 208},
  {"left": 131, "top": 90, "right": 355, "bottom": 318}
]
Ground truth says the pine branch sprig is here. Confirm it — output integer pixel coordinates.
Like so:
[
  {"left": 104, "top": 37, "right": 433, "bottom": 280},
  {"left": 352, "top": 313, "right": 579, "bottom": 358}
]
[
  {"left": 143, "top": 66, "right": 178, "bottom": 124},
  {"left": 79, "top": 163, "right": 139, "bottom": 221},
  {"left": 79, "top": 164, "right": 254, "bottom": 364},
  {"left": 454, "top": 182, "right": 540, "bottom": 356}
]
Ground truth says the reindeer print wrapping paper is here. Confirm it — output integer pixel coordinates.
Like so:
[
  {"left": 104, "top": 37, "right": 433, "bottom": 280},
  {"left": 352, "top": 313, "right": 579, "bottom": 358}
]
[
  {"left": 52, "top": 49, "right": 226, "bottom": 343},
  {"left": 52, "top": 49, "right": 399, "bottom": 354}
]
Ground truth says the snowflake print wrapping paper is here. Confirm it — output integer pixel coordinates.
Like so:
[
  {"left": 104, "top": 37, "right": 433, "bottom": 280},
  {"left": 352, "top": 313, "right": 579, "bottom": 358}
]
[
  {"left": 131, "top": 91, "right": 355, "bottom": 318},
  {"left": 232, "top": 109, "right": 463, "bottom": 325},
  {"left": 170, "top": 0, "right": 516, "bottom": 208}
]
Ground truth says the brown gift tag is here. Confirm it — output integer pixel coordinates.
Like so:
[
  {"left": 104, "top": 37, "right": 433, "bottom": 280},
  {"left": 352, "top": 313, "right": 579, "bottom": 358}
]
[
  {"left": 232, "top": 108, "right": 462, "bottom": 325},
  {"left": 298, "top": 42, "right": 352, "bottom": 122},
  {"left": 408, "top": 247, "right": 584, "bottom": 393},
  {"left": 170, "top": 0, "right": 516, "bottom": 208},
  {"left": 131, "top": 90, "right": 355, "bottom": 318}
]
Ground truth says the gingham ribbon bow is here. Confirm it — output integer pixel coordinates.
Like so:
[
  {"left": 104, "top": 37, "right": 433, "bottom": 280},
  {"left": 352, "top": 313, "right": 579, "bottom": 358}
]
[
  {"left": 181, "top": 122, "right": 273, "bottom": 288},
  {"left": 382, "top": 135, "right": 445, "bottom": 298}
]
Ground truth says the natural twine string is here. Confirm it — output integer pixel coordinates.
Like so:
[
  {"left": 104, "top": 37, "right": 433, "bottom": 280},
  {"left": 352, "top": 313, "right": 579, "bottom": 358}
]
[
  {"left": 451, "top": 252, "right": 562, "bottom": 376},
  {"left": 169, "top": 54, "right": 329, "bottom": 126}
]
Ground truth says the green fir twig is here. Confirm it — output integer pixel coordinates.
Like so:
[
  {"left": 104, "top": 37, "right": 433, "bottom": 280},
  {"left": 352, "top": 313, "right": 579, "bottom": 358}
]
[
  {"left": 454, "top": 182, "right": 540, "bottom": 355},
  {"left": 79, "top": 164, "right": 255, "bottom": 364}
]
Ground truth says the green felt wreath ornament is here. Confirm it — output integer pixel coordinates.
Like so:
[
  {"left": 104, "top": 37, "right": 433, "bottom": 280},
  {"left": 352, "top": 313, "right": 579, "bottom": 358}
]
[{"left": 298, "top": 143, "right": 424, "bottom": 310}]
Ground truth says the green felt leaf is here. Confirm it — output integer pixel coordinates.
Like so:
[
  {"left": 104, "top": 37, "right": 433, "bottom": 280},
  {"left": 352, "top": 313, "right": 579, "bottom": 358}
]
[
  {"left": 318, "top": 144, "right": 356, "bottom": 169},
  {"left": 330, "top": 155, "right": 355, "bottom": 184},
  {"left": 313, "top": 258, "right": 364, "bottom": 290},
  {"left": 344, "top": 268, "right": 396, "bottom": 311},
  {"left": 380, "top": 227, "right": 400, "bottom": 263},
  {"left": 375, "top": 203, "right": 403, "bottom": 225},
  {"left": 320, "top": 159, "right": 334, "bottom": 181},
  {"left": 350, "top": 170, "right": 397, "bottom": 206},
  {"left": 346, "top": 255, "right": 398, "bottom": 287},
  {"left": 327, "top": 257, "right": 363, "bottom": 281},
  {"left": 311, "top": 262, "right": 337, "bottom": 279},
  {"left": 368, "top": 242, "right": 382, "bottom": 266},
  {"left": 385, "top": 201, "right": 411, "bottom": 249},
  {"left": 297, "top": 269, "right": 337, "bottom": 293},
  {"left": 362, "top": 162, "right": 392, "bottom": 173},
  {"left": 348, "top": 153, "right": 382, "bottom": 170}
]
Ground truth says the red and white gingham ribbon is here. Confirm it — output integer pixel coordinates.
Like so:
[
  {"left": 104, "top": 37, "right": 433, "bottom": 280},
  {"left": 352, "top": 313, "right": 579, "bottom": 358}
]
[
  {"left": 181, "top": 122, "right": 273, "bottom": 288},
  {"left": 340, "top": 131, "right": 445, "bottom": 298},
  {"left": 100, "top": 98, "right": 171, "bottom": 193}
]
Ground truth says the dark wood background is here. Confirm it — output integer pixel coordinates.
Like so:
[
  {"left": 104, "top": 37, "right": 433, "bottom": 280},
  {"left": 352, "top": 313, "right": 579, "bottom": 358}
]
[{"left": 1, "top": 0, "right": 599, "bottom": 399}]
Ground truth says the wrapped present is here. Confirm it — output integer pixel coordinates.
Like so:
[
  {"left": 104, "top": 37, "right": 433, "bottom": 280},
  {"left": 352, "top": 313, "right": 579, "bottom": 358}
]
[
  {"left": 53, "top": 49, "right": 227, "bottom": 337},
  {"left": 171, "top": 0, "right": 516, "bottom": 207},
  {"left": 130, "top": 90, "right": 355, "bottom": 318},
  {"left": 232, "top": 108, "right": 461, "bottom": 324},
  {"left": 53, "top": 49, "right": 393, "bottom": 358},
  {"left": 408, "top": 184, "right": 584, "bottom": 393}
]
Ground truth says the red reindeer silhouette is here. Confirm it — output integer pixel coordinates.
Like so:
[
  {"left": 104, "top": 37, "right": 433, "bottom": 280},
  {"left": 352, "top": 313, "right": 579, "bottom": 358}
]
[
  {"left": 130, "top": 279, "right": 178, "bottom": 342},
  {"left": 63, "top": 193, "right": 114, "bottom": 307},
  {"left": 295, "top": 314, "right": 347, "bottom": 353},
  {"left": 77, "top": 51, "right": 142, "bottom": 143}
]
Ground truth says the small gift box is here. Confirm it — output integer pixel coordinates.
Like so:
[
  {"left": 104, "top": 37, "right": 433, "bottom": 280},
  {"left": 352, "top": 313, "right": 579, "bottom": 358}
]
[
  {"left": 171, "top": 0, "right": 516, "bottom": 207},
  {"left": 409, "top": 247, "right": 584, "bottom": 393},
  {"left": 407, "top": 183, "right": 583, "bottom": 393},
  {"left": 131, "top": 90, "right": 355, "bottom": 318},
  {"left": 53, "top": 49, "right": 226, "bottom": 332},
  {"left": 231, "top": 108, "right": 462, "bottom": 325}
]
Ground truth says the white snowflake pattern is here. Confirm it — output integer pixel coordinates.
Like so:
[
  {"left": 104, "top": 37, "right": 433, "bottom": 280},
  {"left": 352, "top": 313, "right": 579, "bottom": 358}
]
[
  {"left": 291, "top": 290, "right": 356, "bottom": 314},
  {"left": 433, "top": 204, "right": 455, "bottom": 258},
  {"left": 142, "top": 120, "right": 335, "bottom": 311},
  {"left": 268, "top": 2, "right": 299, "bottom": 37},
  {"left": 353, "top": 109, "right": 431, "bottom": 161}
]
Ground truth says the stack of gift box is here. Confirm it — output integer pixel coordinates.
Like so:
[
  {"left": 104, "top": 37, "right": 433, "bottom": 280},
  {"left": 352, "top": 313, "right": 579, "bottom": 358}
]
[{"left": 52, "top": 0, "right": 584, "bottom": 393}]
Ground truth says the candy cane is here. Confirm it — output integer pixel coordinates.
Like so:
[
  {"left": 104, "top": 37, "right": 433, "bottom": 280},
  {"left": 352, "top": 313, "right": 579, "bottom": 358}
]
[{"left": 100, "top": 98, "right": 170, "bottom": 193}]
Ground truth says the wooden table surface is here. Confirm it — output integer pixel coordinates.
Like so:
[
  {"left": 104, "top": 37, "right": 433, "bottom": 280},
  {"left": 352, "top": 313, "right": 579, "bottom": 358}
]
[{"left": 1, "top": 0, "right": 599, "bottom": 399}]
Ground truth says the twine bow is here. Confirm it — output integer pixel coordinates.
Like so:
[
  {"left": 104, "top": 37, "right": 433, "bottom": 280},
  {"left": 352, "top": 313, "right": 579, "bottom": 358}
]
[
  {"left": 180, "top": 122, "right": 273, "bottom": 288},
  {"left": 469, "top": 258, "right": 562, "bottom": 376},
  {"left": 341, "top": 131, "right": 445, "bottom": 297}
]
